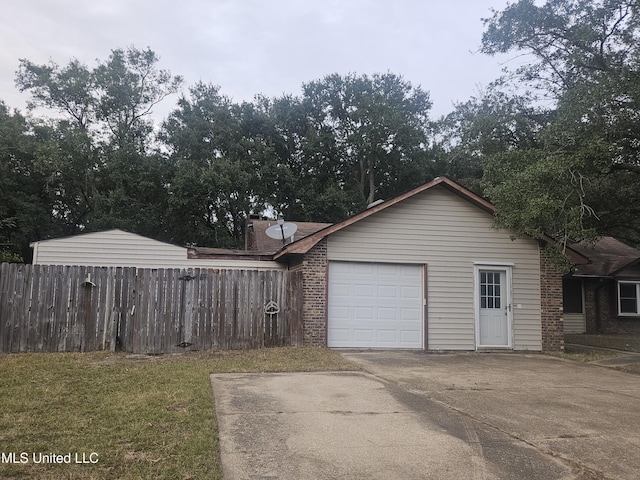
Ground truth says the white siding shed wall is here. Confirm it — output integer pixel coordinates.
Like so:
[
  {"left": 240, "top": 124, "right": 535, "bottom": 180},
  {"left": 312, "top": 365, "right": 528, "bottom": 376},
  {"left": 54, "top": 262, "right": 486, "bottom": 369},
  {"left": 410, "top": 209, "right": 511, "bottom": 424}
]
[
  {"left": 31, "top": 230, "right": 284, "bottom": 270},
  {"left": 564, "top": 313, "right": 586, "bottom": 334},
  {"left": 327, "top": 187, "right": 542, "bottom": 351}
]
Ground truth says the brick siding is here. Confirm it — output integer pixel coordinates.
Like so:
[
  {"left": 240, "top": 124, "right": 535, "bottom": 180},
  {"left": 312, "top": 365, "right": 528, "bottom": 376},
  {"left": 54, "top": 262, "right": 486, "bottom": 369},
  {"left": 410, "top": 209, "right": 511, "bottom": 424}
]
[
  {"left": 539, "top": 245, "right": 564, "bottom": 351},
  {"left": 584, "top": 279, "right": 640, "bottom": 334},
  {"left": 299, "top": 238, "right": 328, "bottom": 346}
]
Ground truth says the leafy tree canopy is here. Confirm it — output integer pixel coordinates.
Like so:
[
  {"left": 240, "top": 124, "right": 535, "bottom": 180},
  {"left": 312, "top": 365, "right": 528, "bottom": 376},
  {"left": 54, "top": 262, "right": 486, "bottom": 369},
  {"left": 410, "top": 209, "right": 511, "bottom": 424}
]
[{"left": 478, "top": 0, "right": 640, "bottom": 248}]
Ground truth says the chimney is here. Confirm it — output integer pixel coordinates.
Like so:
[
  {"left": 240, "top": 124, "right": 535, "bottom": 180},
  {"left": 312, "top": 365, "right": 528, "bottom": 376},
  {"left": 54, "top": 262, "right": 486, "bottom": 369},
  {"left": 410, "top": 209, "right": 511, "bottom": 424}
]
[{"left": 245, "top": 215, "right": 260, "bottom": 251}]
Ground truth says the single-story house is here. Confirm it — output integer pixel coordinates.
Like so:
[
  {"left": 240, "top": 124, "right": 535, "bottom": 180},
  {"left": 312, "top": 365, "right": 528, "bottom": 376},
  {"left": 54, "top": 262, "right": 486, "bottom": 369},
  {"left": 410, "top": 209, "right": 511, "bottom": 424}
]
[
  {"left": 32, "top": 177, "right": 591, "bottom": 352},
  {"left": 563, "top": 237, "right": 640, "bottom": 334},
  {"left": 193, "top": 176, "right": 580, "bottom": 352},
  {"left": 30, "top": 229, "right": 284, "bottom": 270}
]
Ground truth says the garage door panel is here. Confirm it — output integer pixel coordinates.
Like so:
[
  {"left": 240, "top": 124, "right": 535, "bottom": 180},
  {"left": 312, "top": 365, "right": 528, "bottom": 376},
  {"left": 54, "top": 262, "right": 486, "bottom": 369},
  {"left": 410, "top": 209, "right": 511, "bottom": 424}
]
[
  {"left": 330, "top": 306, "right": 350, "bottom": 319},
  {"left": 377, "top": 330, "right": 399, "bottom": 342},
  {"left": 378, "top": 307, "right": 398, "bottom": 321},
  {"left": 354, "top": 263, "right": 375, "bottom": 275},
  {"left": 377, "top": 285, "right": 398, "bottom": 297},
  {"left": 402, "top": 306, "right": 421, "bottom": 318},
  {"left": 400, "top": 330, "right": 422, "bottom": 343},
  {"left": 354, "top": 307, "right": 374, "bottom": 320},
  {"left": 331, "top": 262, "right": 352, "bottom": 274},
  {"left": 331, "top": 284, "right": 351, "bottom": 297},
  {"left": 328, "top": 328, "right": 349, "bottom": 343},
  {"left": 354, "top": 284, "right": 375, "bottom": 298},
  {"left": 353, "top": 329, "right": 374, "bottom": 342},
  {"left": 401, "top": 285, "right": 421, "bottom": 299},
  {"left": 328, "top": 262, "right": 423, "bottom": 349}
]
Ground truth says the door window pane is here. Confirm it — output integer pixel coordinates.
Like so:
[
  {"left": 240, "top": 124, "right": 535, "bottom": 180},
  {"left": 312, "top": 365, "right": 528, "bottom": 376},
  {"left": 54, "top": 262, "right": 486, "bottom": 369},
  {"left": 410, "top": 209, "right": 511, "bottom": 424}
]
[{"left": 481, "top": 271, "right": 501, "bottom": 310}]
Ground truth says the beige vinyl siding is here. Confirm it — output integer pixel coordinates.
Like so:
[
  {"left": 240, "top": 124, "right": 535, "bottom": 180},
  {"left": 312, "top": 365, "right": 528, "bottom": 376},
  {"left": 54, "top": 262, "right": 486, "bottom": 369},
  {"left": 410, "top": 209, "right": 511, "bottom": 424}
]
[
  {"left": 31, "top": 230, "right": 284, "bottom": 270},
  {"left": 564, "top": 313, "right": 586, "bottom": 334},
  {"left": 327, "top": 186, "right": 542, "bottom": 351}
]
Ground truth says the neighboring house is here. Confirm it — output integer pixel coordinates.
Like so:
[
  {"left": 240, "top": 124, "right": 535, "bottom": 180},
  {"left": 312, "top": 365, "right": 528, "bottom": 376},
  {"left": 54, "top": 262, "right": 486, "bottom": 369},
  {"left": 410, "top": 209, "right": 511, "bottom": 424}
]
[
  {"left": 30, "top": 229, "right": 284, "bottom": 270},
  {"left": 270, "top": 176, "right": 581, "bottom": 352},
  {"left": 563, "top": 237, "right": 640, "bottom": 334}
]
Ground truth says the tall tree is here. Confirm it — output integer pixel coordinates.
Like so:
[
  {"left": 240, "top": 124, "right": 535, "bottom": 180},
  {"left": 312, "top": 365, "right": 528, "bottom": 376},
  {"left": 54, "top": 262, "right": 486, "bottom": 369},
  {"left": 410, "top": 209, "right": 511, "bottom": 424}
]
[
  {"left": 162, "top": 83, "right": 265, "bottom": 248},
  {"left": 480, "top": 0, "right": 640, "bottom": 247},
  {"left": 302, "top": 73, "right": 434, "bottom": 207},
  {"left": 254, "top": 94, "right": 361, "bottom": 223},
  {"left": 0, "top": 102, "right": 59, "bottom": 261},
  {"left": 434, "top": 88, "right": 549, "bottom": 192},
  {"left": 16, "top": 47, "right": 182, "bottom": 239}
]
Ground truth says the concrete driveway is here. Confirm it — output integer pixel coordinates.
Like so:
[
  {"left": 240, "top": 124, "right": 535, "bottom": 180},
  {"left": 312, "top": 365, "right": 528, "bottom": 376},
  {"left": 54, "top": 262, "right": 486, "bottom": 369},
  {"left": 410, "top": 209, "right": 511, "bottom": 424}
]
[{"left": 211, "top": 352, "right": 640, "bottom": 479}]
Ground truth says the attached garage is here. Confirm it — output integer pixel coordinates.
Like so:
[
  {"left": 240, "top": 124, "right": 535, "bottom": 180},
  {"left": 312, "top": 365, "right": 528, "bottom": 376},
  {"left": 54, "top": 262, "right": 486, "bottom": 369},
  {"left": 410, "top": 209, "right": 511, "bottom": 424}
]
[
  {"left": 327, "top": 262, "right": 424, "bottom": 348},
  {"left": 276, "top": 177, "right": 574, "bottom": 352}
]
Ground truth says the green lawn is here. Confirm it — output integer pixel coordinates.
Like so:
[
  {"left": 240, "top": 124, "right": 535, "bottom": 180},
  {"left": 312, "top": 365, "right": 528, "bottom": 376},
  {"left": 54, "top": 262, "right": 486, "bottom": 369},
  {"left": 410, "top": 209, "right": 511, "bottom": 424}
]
[{"left": 0, "top": 348, "right": 357, "bottom": 480}]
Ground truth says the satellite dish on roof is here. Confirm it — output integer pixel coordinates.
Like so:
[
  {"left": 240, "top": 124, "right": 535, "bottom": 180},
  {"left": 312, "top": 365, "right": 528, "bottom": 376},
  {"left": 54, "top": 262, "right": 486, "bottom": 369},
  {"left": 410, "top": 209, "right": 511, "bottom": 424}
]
[{"left": 265, "top": 220, "right": 298, "bottom": 244}]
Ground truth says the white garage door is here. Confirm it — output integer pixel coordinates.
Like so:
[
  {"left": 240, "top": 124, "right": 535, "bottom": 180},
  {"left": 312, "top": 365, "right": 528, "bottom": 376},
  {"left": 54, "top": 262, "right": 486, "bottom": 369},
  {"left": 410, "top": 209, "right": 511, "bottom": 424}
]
[{"left": 328, "top": 262, "right": 424, "bottom": 348}]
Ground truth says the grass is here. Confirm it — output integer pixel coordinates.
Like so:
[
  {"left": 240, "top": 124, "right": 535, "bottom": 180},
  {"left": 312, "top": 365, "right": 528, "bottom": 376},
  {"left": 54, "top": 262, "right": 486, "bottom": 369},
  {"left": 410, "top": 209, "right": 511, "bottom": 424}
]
[
  {"left": 547, "top": 350, "right": 622, "bottom": 363},
  {"left": 565, "top": 334, "right": 640, "bottom": 353},
  {"left": 0, "top": 347, "right": 357, "bottom": 480},
  {"left": 552, "top": 334, "right": 640, "bottom": 374}
]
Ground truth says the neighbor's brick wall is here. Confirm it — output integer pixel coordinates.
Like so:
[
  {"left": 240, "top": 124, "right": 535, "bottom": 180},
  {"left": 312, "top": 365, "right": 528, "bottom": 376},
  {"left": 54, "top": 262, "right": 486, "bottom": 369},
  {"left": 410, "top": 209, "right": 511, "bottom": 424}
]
[
  {"left": 540, "top": 246, "right": 564, "bottom": 351},
  {"left": 299, "top": 238, "right": 328, "bottom": 346},
  {"left": 583, "top": 279, "right": 599, "bottom": 333},
  {"left": 584, "top": 279, "right": 640, "bottom": 334}
]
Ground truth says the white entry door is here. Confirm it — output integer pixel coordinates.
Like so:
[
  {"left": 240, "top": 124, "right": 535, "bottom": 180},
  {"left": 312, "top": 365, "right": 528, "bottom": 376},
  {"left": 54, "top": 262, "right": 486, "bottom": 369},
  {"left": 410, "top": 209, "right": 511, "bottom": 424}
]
[{"left": 476, "top": 267, "right": 512, "bottom": 348}]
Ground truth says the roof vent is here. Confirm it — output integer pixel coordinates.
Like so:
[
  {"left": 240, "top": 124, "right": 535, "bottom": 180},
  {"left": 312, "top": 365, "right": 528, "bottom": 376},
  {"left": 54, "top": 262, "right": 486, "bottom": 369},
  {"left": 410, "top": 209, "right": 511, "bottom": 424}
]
[{"left": 367, "top": 199, "right": 384, "bottom": 209}]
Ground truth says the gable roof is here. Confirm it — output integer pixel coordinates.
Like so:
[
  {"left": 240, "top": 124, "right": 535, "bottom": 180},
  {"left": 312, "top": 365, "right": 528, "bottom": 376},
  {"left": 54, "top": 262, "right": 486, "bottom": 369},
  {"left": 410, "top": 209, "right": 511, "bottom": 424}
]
[
  {"left": 273, "top": 176, "right": 587, "bottom": 263},
  {"left": 274, "top": 177, "right": 493, "bottom": 259},
  {"left": 570, "top": 237, "right": 640, "bottom": 277}
]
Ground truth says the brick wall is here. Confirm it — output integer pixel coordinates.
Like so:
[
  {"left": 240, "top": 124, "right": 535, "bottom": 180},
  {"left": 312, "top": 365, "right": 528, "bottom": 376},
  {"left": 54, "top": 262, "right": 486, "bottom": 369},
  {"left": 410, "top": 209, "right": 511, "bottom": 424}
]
[
  {"left": 299, "top": 238, "right": 328, "bottom": 346},
  {"left": 583, "top": 279, "right": 599, "bottom": 333},
  {"left": 540, "top": 245, "right": 564, "bottom": 351},
  {"left": 584, "top": 279, "right": 640, "bottom": 334}
]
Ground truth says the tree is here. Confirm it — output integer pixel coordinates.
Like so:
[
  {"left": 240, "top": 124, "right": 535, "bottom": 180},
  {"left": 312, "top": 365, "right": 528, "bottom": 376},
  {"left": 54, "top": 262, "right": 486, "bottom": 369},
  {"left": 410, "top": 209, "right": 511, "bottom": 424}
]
[
  {"left": 162, "top": 83, "right": 265, "bottom": 248},
  {"left": 252, "top": 94, "right": 361, "bottom": 223},
  {"left": 480, "top": 0, "right": 640, "bottom": 247},
  {"left": 17, "top": 46, "right": 182, "bottom": 148},
  {"left": 434, "top": 87, "right": 550, "bottom": 193},
  {"left": 16, "top": 47, "right": 182, "bottom": 240},
  {"left": 301, "top": 73, "right": 434, "bottom": 207},
  {"left": 93, "top": 47, "right": 183, "bottom": 150},
  {"left": 0, "top": 102, "right": 60, "bottom": 261}
]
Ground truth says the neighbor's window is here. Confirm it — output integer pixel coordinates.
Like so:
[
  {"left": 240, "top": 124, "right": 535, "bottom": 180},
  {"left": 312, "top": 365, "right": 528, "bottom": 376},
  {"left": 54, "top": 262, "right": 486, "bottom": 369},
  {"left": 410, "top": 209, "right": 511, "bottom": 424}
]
[
  {"left": 563, "top": 278, "right": 584, "bottom": 314},
  {"left": 618, "top": 281, "right": 640, "bottom": 316}
]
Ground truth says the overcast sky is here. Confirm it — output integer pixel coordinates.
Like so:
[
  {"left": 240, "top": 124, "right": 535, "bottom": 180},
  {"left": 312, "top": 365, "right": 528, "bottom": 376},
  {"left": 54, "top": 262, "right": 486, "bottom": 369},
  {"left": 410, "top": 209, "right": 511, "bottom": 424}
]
[{"left": 1, "top": 0, "right": 513, "bottom": 120}]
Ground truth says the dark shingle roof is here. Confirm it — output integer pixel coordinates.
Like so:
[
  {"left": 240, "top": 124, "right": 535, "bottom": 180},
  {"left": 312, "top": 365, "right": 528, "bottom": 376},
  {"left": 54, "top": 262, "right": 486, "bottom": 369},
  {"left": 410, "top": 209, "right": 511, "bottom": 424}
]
[
  {"left": 247, "top": 219, "right": 332, "bottom": 253},
  {"left": 571, "top": 237, "right": 640, "bottom": 277}
]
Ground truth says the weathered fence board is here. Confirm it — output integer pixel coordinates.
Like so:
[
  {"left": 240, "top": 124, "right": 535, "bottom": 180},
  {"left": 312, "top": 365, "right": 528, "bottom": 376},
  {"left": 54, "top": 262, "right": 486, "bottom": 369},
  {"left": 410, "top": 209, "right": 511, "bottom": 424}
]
[{"left": 0, "top": 264, "right": 302, "bottom": 354}]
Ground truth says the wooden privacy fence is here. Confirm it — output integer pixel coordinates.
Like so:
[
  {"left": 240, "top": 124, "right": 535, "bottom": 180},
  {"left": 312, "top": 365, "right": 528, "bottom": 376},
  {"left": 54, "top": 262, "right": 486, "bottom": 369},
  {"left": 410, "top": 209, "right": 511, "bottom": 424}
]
[{"left": 0, "top": 263, "right": 302, "bottom": 354}]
